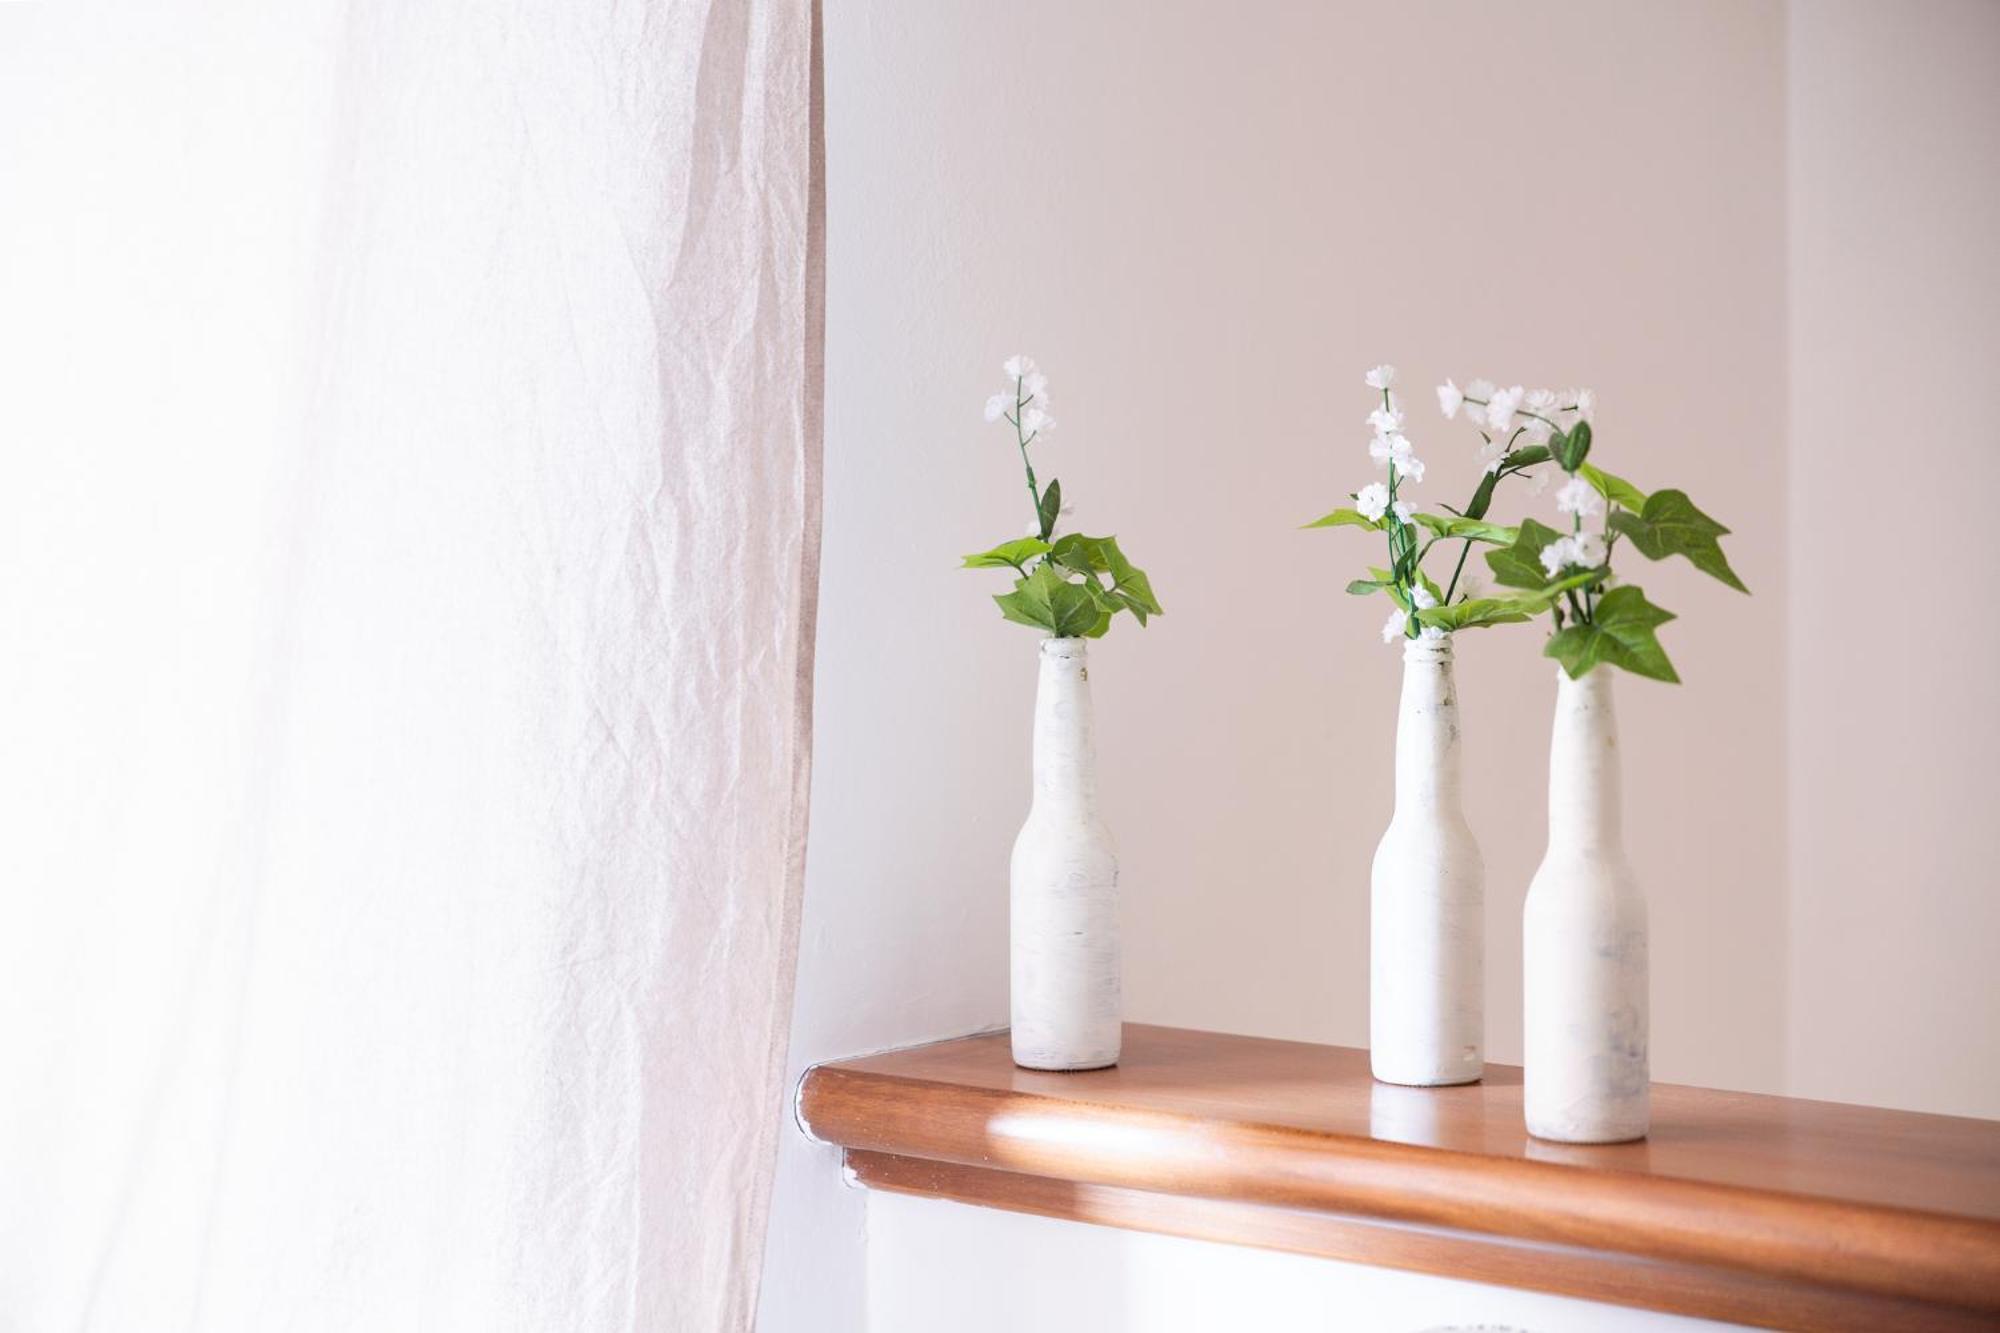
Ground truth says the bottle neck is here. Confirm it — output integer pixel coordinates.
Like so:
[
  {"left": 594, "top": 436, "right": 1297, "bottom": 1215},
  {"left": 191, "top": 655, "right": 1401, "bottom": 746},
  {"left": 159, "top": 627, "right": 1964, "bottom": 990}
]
[
  {"left": 1547, "top": 667, "right": 1622, "bottom": 852},
  {"left": 1031, "top": 638, "right": 1097, "bottom": 811},
  {"left": 1393, "top": 637, "right": 1462, "bottom": 814}
]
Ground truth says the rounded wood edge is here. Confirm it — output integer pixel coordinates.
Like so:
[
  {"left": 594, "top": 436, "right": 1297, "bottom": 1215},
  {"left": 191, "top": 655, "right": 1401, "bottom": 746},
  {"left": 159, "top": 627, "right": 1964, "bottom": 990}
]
[{"left": 798, "top": 1065, "right": 2000, "bottom": 1313}]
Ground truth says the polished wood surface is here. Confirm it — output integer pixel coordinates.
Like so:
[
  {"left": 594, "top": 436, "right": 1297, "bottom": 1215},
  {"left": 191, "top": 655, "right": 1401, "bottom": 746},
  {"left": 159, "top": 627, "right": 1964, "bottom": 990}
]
[{"left": 800, "top": 1024, "right": 2000, "bottom": 1331}]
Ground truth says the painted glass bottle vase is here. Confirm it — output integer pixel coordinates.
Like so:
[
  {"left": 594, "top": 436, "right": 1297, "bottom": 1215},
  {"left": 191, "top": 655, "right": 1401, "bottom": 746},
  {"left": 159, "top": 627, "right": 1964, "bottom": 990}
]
[
  {"left": 1523, "top": 665, "right": 1650, "bottom": 1143},
  {"left": 1010, "top": 636, "right": 1120, "bottom": 1071},
  {"left": 1370, "top": 633, "right": 1485, "bottom": 1087}
]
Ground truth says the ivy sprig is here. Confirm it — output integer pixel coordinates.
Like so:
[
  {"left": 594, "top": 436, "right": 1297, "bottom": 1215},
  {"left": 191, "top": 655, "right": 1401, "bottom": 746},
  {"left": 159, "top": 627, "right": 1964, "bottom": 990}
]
[{"left": 962, "top": 361, "right": 1163, "bottom": 639}]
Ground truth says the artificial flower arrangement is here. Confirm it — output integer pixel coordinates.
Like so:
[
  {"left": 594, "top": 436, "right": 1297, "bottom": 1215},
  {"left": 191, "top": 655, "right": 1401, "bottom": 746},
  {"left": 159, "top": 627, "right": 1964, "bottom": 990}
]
[
  {"left": 1309, "top": 366, "right": 1746, "bottom": 677},
  {"left": 959, "top": 355, "right": 1161, "bottom": 1074},
  {"left": 1312, "top": 363, "right": 1750, "bottom": 1142},
  {"left": 961, "top": 356, "right": 1164, "bottom": 634}
]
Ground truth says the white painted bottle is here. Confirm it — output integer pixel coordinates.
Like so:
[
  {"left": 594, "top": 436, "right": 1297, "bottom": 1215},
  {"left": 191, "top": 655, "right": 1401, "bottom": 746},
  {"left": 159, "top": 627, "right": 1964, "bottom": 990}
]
[
  {"left": 1010, "top": 636, "right": 1120, "bottom": 1070},
  {"left": 1524, "top": 666, "right": 1650, "bottom": 1143},
  {"left": 1370, "top": 633, "right": 1485, "bottom": 1087}
]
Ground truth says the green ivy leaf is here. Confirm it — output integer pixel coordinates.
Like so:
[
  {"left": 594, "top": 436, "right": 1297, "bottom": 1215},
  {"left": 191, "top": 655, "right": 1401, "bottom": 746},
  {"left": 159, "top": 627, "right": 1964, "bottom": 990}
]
[
  {"left": 1485, "top": 518, "right": 1565, "bottom": 589},
  {"left": 1044, "top": 534, "right": 1162, "bottom": 626},
  {"left": 1545, "top": 585, "right": 1681, "bottom": 683},
  {"left": 1345, "top": 579, "right": 1383, "bottom": 596},
  {"left": 1303, "top": 507, "right": 1384, "bottom": 531},
  {"left": 1416, "top": 596, "right": 1538, "bottom": 632},
  {"left": 1555, "top": 420, "right": 1593, "bottom": 472},
  {"left": 994, "top": 563, "right": 1112, "bottom": 638},
  {"left": 1607, "top": 489, "right": 1749, "bottom": 593},
  {"left": 961, "top": 537, "right": 1053, "bottom": 571},
  {"left": 1036, "top": 478, "right": 1063, "bottom": 542},
  {"left": 1579, "top": 463, "right": 1647, "bottom": 512},
  {"left": 1413, "top": 513, "right": 1518, "bottom": 545}
]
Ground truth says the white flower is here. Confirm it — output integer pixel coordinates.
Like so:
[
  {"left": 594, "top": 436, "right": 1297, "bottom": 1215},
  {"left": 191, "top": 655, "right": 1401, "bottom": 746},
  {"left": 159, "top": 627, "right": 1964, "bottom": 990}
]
[
  {"left": 1555, "top": 475, "right": 1604, "bottom": 518},
  {"left": 1019, "top": 406, "right": 1056, "bottom": 438},
  {"left": 1365, "top": 364, "right": 1397, "bottom": 390},
  {"left": 1003, "top": 354, "right": 1038, "bottom": 380},
  {"left": 1520, "top": 416, "right": 1554, "bottom": 445},
  {"left": 1382, "top": 607, "right": 1410, "bottom": 643},
  {"left": 1524, "top": 388, "right": 1560, "bottom": 421},
  {"left": 1391, "top": 498, "right": 1414, "bottom": 524},
  {"left": 1477, "top": 436, "right": 1507, "bottom": 474},
  {"left": 1023, "top": 371, "right": 1049, "bottom": 403},
  {"left": 1367, "top": 406, "right": 1405, "bottom": 436},
  {"left": 1354, "top": 482, "right": 1391, "bottom": 522},
  {"left": 1409, "top": 584, "right": 1438, "bottom": 610},
  {"left": 1436, "top": 379, "right": 1464, "bottom": 420},
  {"left": 1420, "top": 625, "right": 1446, "bottom": 641},
  {"left": 1486, "top": 385, "right": 1525, "bottom": 434},
  {"left": 984, "top": 392, "right": 1012, "bottom": 423},
  {"left": 1369, "top": 433, "right": 1424, "bottom": 482},
  {"left": 1540, "top": 531, "right": 1608, "bottom": 578},
  {"left": 1457, "top": 573, "right": 1485, "bottom": 600},
  {"left": 1523, "top": 467, "right": 1552, "bottom": 497},
  {"left": 1464, "top": 378, "right": 1496, "bottom": 408},
  {"left": 1570, "top": 388, "right": 1595, "bottom": 423}
]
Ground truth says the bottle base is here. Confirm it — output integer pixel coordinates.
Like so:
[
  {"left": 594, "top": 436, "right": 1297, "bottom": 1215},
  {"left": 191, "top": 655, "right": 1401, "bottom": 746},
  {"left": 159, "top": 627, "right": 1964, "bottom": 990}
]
[
  {"left": 1371, "top": 1069, "right": 1484, "bottom": 1088},
  {"left": 1011, "top": 1050, "right": 1119, "bottom": 1072},
  {"left": 1526, "top": 1117, "right": 1649, "bottom": 1144}
]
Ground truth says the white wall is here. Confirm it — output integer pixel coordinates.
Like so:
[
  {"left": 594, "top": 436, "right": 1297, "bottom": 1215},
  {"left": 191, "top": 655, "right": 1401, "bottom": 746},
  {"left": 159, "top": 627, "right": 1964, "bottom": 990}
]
[
  {"left": 1786, "top": 0, "right": 2000, "bottom": 1118},
  {"left": 763, "top": 0, "right": 1996, "bottom": 1328}
]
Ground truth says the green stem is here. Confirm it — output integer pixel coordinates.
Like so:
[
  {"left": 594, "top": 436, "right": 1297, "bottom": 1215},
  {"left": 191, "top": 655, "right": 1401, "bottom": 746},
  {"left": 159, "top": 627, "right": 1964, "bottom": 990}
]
[
  {"left": 1011, "top": 378, "right": 1042, "bottom": 531},
  {"left": 1443, "top": 538, "right": 1474, "bottom": 602}
]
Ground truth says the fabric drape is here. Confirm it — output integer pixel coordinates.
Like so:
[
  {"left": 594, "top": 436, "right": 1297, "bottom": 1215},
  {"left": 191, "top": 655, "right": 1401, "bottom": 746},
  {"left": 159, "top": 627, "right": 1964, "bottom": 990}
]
[{"left": 0, "top": 2, "right": 823, "bottom": 1328}]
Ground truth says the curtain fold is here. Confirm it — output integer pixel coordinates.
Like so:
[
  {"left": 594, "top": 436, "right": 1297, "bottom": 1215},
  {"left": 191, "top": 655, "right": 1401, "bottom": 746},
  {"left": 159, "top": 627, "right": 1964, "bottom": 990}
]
[{"left": 0, "top": 2, "right": 822, "bottom": 1328}]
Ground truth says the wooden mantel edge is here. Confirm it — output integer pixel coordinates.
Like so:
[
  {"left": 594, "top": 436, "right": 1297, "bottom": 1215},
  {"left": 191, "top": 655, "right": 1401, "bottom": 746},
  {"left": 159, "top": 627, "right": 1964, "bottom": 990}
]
[{"left": 797, "top": 1062, "right": 2000, "bottom": 1317}]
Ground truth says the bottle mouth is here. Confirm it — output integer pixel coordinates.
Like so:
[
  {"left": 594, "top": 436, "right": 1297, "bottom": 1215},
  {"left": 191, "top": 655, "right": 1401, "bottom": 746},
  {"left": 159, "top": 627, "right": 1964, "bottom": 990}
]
[
  {"left": 1040, "top": 636, "right": 1089, "bottom": 658},
  {"left": 1402, "top": 634, "right": 1452, "bottom": 663}
]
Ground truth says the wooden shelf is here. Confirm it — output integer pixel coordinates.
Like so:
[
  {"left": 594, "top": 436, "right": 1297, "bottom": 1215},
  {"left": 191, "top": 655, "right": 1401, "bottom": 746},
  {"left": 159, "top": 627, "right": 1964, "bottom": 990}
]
[{"left": 798, "top": 1024, "right": 2000, "bottom": 1332}]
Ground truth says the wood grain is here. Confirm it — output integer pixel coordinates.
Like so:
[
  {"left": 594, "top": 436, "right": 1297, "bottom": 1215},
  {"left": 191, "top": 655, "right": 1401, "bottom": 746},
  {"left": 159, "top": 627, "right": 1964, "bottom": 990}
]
[{"left": 799, "top": 1024, "right": 2000, "bottom": 1330}]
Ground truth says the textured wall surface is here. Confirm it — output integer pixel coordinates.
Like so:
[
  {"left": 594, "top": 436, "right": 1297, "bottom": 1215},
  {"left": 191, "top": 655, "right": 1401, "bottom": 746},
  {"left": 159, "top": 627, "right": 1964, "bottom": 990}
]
[{"left": 1787, "top": 0, "right": 2000, "bottom": 1118}]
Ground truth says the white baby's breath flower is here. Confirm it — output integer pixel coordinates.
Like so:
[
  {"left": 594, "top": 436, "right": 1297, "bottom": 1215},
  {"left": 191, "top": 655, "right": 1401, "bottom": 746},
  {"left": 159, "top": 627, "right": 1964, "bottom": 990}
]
[
  {"left": 1420, "top": 625, "right": 1446, "bottom": 641},
  {"left": 1003, "top": 354, "right": 1037, "bottom": 380},
  {"left": 1436, "top": 379, "right": 1464, "bottom": 420},
  {"left": 1525, "top": 388, "right": 1560, "bottom": 420},
  {"left": 1020, "top": 406, "right": 1056, "bottom": 438},
  {"left": 1023, "top": 371, "right": 1049, "bottom": 403},
  {"left": 1555, "top": 475, "right": 1605, "bottom": 518},
  {"left": 1391, "top": 498, "right": 1414, "bottom": 524},
  {"left": 1486, "top": 385, "right": 1525, "bottom": 434},
  {"left": 1457, "top": 573, "right": 1485, "bottom": 600},
  {"left": 1409, "top": 584, "right": 1438, "bottom": 610},
  {"left": 1368, "top": 406, "right": 1405, "bottom": 436},
  {"left": 1369, "top": 432, "right": 1425, "bottom": 482},
  {"left": 1464, "top": 378, "right": 1496, "bottom": 408},
  {"left": 1382, "top": 606, "right": 1410, "bottom": 643},
  {"left": 984, "top": 393, "right": 1012, "bottom": 423},
  {"left": 1368, "top": 432, "right": 1418, "bottom": 471},
  {"left": 1477, "top": 436, "right": 1507, "bottom": 474},
  {"left": 1540, "top": 531, "right": 1607, "bottom": 578},
  {"left": 1355, "top": 482, "right": 1391, "bottom": 522},
  {"left": 1572, "top": 388, "right": 1595, "bottom": 422},
  {"left": 1365, "top": 364, "right": 1397, "bottom": 390}
]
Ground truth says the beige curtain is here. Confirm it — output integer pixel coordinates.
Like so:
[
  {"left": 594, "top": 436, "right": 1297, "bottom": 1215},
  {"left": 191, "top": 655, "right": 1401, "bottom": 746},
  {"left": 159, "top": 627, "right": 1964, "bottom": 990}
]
[{"left": 0, "top": 2, "right": 822, "bottom": 1329}]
